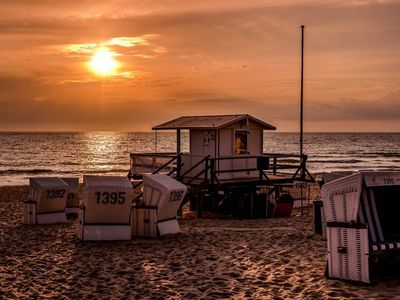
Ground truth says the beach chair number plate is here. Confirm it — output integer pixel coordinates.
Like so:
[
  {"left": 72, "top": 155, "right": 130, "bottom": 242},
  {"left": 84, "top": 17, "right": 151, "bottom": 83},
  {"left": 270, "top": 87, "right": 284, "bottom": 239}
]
[
  {"left": 168, "top": 191, "right": 184, "bottom": 202},
  {"left": 384, "top": 178, "right": 395, "bottom": 184},
  {"left": 46, "top": 189, "right": 66, "bottom": 199},
  {"left": 95, "top": 192, "right": 126, "bottom": 204}
]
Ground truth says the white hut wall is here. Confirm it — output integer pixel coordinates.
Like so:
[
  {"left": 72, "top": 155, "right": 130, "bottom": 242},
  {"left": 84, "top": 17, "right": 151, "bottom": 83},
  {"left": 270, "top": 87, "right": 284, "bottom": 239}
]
[
  {"left": 218, "top": 120, "right": 263, "bottom": 179},
  {"left": 218, "top": 128, "right": 233, "bottom": 180}
]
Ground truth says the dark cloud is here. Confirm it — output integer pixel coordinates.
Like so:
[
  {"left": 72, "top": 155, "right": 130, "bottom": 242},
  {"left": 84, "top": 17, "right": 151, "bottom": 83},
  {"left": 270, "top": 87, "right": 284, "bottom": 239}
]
[{"left": 306, "top": 91, "right": 400, "bottom": 121}]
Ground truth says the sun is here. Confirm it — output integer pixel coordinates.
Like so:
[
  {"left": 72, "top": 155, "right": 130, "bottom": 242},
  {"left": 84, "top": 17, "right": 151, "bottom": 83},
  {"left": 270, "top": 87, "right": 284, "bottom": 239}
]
[{"left": 89, "top": 49, "right": 119, "bottom": 76}]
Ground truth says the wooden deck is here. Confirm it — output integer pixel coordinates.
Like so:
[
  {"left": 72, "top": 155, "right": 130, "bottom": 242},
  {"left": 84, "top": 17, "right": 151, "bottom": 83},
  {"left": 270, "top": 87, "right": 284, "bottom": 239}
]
[
  {"left": 182, "top": 174, "right": 299, "bottom": 188},
  {"left": 129, "top": 152, "right": 314, "bottom": 218}
]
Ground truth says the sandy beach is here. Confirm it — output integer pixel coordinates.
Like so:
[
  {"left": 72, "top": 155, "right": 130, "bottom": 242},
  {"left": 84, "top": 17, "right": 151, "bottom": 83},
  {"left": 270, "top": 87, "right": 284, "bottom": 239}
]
[{"left": 1, "top": 186, "right": 400, "bottom": 299}]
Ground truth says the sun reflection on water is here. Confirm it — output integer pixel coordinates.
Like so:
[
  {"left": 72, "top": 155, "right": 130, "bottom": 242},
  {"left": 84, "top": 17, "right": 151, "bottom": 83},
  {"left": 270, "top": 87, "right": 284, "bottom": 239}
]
[{"left": 83, "top": 132, "right": 121, "bottom": 171}]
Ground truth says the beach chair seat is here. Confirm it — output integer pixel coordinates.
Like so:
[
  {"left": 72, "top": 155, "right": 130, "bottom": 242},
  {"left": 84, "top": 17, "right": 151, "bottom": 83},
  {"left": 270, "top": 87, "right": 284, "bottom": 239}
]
[
  {"left": 135, "top": 174, "right": 187, "bottom": 237},
  {"left": 24, "top": 177, "right": 69, "bottom": 224},
  {"left": 78, "top": 175, "right": 134, "bottom": 241},
  {"left": 322, "top": 171, "right": 400, "bottom": 283},
  {"left": 61, "top": 177, "right": 79, "bottom": 214}
]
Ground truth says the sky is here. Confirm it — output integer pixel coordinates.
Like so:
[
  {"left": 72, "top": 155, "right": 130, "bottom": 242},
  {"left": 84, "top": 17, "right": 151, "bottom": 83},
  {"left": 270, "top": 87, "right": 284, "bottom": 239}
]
[{"left": 0, "top": 0, "right": 399, "bottom": 132}]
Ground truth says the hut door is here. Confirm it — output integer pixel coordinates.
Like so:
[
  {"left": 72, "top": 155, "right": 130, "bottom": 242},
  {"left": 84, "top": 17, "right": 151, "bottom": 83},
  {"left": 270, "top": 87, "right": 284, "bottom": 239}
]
[{"left": 202, "top": 130, "right": 216, "bottom": 157}]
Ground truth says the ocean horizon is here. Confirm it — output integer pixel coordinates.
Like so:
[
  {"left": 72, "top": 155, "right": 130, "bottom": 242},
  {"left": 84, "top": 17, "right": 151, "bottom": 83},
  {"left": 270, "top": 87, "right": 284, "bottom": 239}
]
[{"left": 1, "top": 131, "right": 399, "bottom": 186}]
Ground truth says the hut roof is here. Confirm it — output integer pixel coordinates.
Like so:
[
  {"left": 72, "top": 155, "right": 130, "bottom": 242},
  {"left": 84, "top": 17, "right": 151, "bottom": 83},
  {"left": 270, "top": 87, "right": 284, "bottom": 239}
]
[{"left": 152, "top": 114, "right": 276, "bottom": 130}]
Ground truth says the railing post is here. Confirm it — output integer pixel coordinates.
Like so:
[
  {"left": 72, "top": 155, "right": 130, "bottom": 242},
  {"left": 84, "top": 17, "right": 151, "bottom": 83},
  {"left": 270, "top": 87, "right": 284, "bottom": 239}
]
[
  {"left": 176, "top": 153, "right": 181, "bottom": 180},
  {"left": 204, "top": 156, "right": 209, "bottom": 183},
  {"left": 257, "top": 156, "right": 269, "bottom": 181},
  {"left": 273, "top": 157, "right": 277, "bottom": 175},
  {"left": 210, "top": 158, "right": 215, "bottom": 186}
]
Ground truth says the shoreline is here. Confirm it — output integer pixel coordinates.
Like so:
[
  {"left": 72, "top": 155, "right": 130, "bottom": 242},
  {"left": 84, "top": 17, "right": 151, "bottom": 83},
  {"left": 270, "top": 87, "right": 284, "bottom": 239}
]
[{"left": 1, "top": 186, "right": 400, "bottom": 298}]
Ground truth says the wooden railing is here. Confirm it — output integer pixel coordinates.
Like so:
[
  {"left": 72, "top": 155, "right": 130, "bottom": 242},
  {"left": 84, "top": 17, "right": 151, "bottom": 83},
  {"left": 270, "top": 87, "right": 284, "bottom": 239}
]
[
  {"left": 179, "top": 155, "right": 211, "bottom": 185},
  {"left": 130, "top": 152, "right": 183, "bottom": 203},
  {"left": 178, "top": 155, "right": 212, "bottom": 211},
  {"left": 206, "top": 154, "right": 313, "bottom": 185},
  {"left": 129, "top": 152, "right": 314, "bottom": 187},
  {"left": 262, "top": 153, "right": 313, "bottom": 181},
  {"left": 129, "top": 152, "right": 182, "bottom": 180}
]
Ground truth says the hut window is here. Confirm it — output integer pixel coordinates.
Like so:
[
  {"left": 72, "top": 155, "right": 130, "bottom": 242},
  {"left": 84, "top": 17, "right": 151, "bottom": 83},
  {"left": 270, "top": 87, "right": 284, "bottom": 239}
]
[{"left": 235, "top": 131, "right": 248, "bottom": 154}]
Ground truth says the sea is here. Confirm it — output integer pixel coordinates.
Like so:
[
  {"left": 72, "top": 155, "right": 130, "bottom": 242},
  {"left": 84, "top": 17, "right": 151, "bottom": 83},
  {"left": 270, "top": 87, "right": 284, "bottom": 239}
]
[{"left": 0, "top": 132, "right": 399, "bottom": 186}]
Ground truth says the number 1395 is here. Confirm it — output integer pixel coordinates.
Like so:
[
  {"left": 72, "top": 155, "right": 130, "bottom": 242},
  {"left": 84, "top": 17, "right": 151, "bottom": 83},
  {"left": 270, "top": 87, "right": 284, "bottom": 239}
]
[{"left": 95, "top": 192, "right": 126, "bottom": 204}]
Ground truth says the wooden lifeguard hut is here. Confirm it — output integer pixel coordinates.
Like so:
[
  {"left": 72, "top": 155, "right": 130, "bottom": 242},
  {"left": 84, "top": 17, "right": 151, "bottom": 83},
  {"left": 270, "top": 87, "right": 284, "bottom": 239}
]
[{"left": 129, "top": 114, "right": 313, "bottom": 218}]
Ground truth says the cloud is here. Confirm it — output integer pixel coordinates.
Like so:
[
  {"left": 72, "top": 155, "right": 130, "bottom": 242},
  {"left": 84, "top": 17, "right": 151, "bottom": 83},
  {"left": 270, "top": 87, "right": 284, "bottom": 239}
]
[
  {"left": 110, "top": 36, "right": 151, "bottom": 47},
  {"left": 306, "top": 90, "right": 400, "bottom": 121},
  {"left": 64, "top": 35, "right": 158, "bottom": 55}
]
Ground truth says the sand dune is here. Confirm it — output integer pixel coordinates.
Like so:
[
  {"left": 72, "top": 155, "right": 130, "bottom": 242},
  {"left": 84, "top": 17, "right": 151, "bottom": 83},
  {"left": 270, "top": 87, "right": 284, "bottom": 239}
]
[{"left": 1, "top": 185, "right": 400, "bottom": 299}]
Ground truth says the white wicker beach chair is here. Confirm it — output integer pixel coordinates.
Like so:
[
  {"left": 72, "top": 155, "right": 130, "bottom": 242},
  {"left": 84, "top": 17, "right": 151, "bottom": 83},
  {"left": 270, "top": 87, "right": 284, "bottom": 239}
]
[
  {"left": 24, "top": 177, "right": 69, "bottom": 224},
  {"left": 78, "top": 175, "right": 134, "bottom": 241},
  {"left": 133, "top": 174, "right": 187, "bottom": 237},
  {"left": 314, "top": 172, "right": 356, "bottom": 238},
  {"left": 321, "top": 171, "right": 400, "bottom": 283}
]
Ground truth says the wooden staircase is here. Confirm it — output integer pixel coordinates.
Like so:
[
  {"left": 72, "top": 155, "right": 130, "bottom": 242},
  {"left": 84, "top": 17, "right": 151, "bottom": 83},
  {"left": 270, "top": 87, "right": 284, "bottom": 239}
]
[{"left": 131, "top": 154, "right": 212, "bottom": 210}]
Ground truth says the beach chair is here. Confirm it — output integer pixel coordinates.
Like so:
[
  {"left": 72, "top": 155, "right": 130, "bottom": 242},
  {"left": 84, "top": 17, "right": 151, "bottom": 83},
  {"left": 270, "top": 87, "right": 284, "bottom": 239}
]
[
  {"left": 321, "top": 171, "right": 400, "bottom": 283},
  {"left": 132, "top": 174, "right": 187, "bottom": 237},
  {"left": 24, "top": 177, "right": 69, "bottom": 224},
  {"left": 78, "top": 175, "right": 134, "bottom": 241},
  {"left": 314, "top": 172, "right": 355, "bottom": 237},
  {"left": 61, "top": 177, "right": 79, "bottom": 214}
]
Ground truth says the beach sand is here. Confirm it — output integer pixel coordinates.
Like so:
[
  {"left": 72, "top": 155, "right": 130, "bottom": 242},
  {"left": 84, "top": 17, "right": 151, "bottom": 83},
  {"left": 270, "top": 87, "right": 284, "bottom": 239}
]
[{"left": 1, "top": 186, "right": 400, "bottom": 299}]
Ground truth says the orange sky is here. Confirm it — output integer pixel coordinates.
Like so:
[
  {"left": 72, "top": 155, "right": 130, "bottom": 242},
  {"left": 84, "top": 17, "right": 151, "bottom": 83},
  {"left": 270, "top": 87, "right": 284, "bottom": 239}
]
[{"left": 0, "top": 0, "right": 399, "bottom": 132}]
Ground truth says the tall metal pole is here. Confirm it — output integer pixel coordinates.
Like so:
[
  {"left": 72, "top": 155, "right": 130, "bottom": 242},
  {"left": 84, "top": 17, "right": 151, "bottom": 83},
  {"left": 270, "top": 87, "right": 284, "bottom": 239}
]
[
  {"left": 300, "top": 25, "right": 305, "bottom": 157},
  {"left": 176, "top": 129, "right": 181, "bottom": 179}
]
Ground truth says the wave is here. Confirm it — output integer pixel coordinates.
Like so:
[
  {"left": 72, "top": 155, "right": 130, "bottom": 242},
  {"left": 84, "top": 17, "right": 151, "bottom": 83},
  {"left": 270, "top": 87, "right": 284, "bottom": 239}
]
[
  {"left": 59, "top": 162, "right": 80, "bottom": 166},
  {"left": 0, "top": 169, "right": 54, "bottom": 175},
  {"left": 0, "top": 168, "right": 130, "bottom": 176},
  {"left": 83, "top": 169, "right": 128, "bottom": 174},
  {"left": 308, "top": 159, "right": 364, "bottom": 164},
  {"left": 0, "top": 162, "right": 32, "bottom": 167},
  {"left": 368, "top": 152, "right": 400, "bottom": 157}
]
